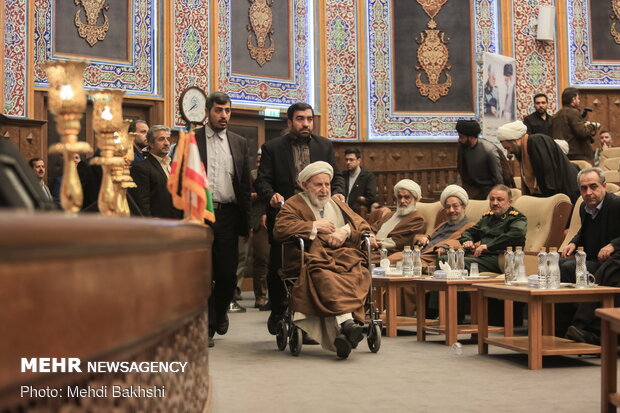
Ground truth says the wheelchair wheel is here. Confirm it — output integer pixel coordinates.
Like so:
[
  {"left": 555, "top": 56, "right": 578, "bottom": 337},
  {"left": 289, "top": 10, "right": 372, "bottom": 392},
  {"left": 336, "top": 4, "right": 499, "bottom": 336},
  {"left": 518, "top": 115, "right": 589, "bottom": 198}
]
[
  {"left": 289, "top": 327, "right": 303, "bottom": 356},
  {"left": 367, "top": 323, "right": 381, "bottom": 353},
  {"left": 276, "top": 320, "right": 288, "bottom": 351}
]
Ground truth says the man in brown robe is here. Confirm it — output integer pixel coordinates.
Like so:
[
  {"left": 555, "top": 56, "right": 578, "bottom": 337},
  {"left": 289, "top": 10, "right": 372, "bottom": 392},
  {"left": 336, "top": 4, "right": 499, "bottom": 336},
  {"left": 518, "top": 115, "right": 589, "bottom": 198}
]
[
  {"left": 274, "top": 161, "right": 377, "bottom": 359},
  {"left": 370, "top": 179, "right": 426, "bottom": 260}
]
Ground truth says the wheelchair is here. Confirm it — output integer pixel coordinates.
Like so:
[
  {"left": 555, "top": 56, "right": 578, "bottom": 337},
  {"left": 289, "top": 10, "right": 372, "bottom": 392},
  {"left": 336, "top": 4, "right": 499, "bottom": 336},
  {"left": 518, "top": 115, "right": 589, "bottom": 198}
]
[{"left": 275, "top": 234, "right": 382, "bottom": 356}]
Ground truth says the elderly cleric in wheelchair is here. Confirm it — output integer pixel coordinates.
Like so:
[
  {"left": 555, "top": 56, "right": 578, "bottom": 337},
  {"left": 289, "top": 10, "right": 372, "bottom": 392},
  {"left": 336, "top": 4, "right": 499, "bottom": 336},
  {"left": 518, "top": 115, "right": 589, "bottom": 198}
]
[{"left": 273, "top": 161, "right": 380, "bottom": 359}]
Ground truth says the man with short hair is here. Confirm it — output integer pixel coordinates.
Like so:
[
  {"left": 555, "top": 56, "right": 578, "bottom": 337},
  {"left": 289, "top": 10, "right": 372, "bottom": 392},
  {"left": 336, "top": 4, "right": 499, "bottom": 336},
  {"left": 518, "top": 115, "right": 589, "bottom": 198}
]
[
  {"left": 458, "top": 185, "right": 527, "bottom": 273},
  {"left": 523, "top": 93, "right": 552, "bottom": 136},
  {"left": 29, "top": 157, "right": 53, "bottom": 201},
  {"left": 456, "top": 119, "right": 505, "bottom": 200},
  {"left": 129, "top": 120, "right": 149, "bottom": 165},
  {"left": 195, "top": 92, "right": 251, "bottom": 347},
  {"left": 343, "top": 148, "right": 376, "bottom": 212},
  {"left": 497, "top": 120, "right": 580, "bottom": 202},
  {"left": 130, "top": 125, "right": 182, "bottom": 219},
  {"left": 594, "top": 130, "right": 614, "bottom": 166},
  {"left": 551, "top": 87, "right": 599, "bottom": 161},
  {"left": 255, "top": 102, "right": 345, "bottom": 335},
  {"left": 558, "top": 168, "right": 620, "bottom": 344},
  {"left": 274, "top": 161, "right": 373, "bottom": 359},
  {"left": 370, "top": 179, "right": 426, "bottom": 257}
]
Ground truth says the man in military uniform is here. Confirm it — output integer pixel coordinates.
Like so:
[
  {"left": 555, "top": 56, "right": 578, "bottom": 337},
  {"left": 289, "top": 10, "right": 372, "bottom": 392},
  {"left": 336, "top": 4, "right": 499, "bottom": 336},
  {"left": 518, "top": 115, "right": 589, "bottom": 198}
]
[{"left": 458, "top": 185, "right": 527, "bottom": 272}]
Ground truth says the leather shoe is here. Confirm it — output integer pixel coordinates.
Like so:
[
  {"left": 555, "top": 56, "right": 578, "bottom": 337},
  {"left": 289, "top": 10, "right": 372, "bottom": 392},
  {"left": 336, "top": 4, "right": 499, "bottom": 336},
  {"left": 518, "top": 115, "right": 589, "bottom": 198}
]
[
  {"left": 254, "top": 297, "right": 268, "bottom": 309},
  {"left": 208, "top": 337, "right": 214, "bottom": 348},
  {"left": 229, "top": 300, "right": 246, "bottom": 313},
  {"left": 258, "top": 301, "right": 271, "bottom": 311},
  {"left": 334, "top": 334, "right": 352, "bottom": 359},
  {"left": 340, "top": 320, "right": 364, "bottom": 347},
  {"left": 302, "top": 331, "right": 319, "bottom": 345},
  {"left": 215, "top": 314, "right": 229, "bottom": 335},
  {"left": 267, "top": 313, "right": 282, "bottom": 335},
  {"left": 565, "top": 325, "right": 600, "bottom": 345}
]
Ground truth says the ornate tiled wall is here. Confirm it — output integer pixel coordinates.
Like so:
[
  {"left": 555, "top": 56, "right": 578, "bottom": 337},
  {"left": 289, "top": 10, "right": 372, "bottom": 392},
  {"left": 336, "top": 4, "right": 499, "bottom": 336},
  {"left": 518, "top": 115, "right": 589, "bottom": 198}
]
[
  {"left": 216, "top": 0, "right": 312, "bottom": 108},
  {"left": 324, "top": 0, "right": 360, "bottom": 139},
  {"left": 568, "top": 0, "right": 620, "bottom": 87},
  {"left": 366, "top": 0, "right": 499, "bottom": 139},
  {"left": 512, "top": 0, "right": 558, "bottom": 118},
  {"left": 4, "top": 0, "right": 28, "bottom": 117},
  {"left": 33, "top": 0, "right": 159, "bottom": 96},
  {"left": 173, "top": 0, "right": 210, "bottom": 127}
]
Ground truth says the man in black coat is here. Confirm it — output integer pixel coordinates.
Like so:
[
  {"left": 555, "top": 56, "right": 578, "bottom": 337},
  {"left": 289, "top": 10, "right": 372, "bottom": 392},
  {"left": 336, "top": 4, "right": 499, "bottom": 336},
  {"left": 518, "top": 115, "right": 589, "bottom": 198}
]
[
  {"left": 194, "top": 92, "right": 251, "bottom": 347},
  {"left": 523, "top": 93, "right": 552, "bottom": 136},
  {"left": 255, "top": 102, "right": 345, "bottom": 334},
  {"left": 558, "top": 168, "right": 620, "bottom": 343},
  {"left": 343, "top": 148, "right": 376, "bottom": 212},
  {"left": 130, "top": 125, "right": 183, "bottom": 219}
]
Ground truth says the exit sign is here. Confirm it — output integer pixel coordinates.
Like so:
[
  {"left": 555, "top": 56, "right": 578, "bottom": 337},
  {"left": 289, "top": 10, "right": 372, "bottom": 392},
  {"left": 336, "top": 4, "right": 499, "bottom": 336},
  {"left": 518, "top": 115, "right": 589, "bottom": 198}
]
[{"left": 262, "top": 108, "right": 280, "bottom": 118}]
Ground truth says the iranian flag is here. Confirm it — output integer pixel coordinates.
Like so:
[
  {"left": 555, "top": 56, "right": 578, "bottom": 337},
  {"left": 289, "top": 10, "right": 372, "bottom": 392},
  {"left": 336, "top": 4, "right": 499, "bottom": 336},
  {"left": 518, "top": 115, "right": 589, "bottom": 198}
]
[{"left": 168, "top": 130, "right": 216, "bottom": 223}]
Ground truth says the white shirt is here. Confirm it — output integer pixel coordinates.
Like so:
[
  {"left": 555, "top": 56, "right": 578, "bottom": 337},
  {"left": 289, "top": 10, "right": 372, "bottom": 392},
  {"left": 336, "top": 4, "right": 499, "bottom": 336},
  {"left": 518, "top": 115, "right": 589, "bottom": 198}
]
[
  {"left": 204, "top": 123, "right": 236, "bottom": 204},
  {"left": 346, "top": 167, "right": 361, "bottom": 199},
  {"left": 150, "top": 153, "right": 171, "bottom": 177}
]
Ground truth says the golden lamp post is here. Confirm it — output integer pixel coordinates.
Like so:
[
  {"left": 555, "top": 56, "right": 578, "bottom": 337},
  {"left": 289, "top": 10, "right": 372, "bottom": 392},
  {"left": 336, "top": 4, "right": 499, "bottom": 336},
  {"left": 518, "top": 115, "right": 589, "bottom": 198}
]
[
  {"left": 90, "top": 89, "right": 126, "bottom": 216},
  {"left": 111, "top": 119, "right": 137, "bottom": 216},
  {"left": 44, "top": 60, "right": 93, "bottom": 213}
]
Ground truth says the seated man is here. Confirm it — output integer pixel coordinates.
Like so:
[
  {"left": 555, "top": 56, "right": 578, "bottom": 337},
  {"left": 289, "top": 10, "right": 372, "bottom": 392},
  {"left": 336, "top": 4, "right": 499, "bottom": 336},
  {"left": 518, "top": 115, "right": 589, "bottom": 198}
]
[
  {"left": 370, "top": 179, "right": 426, "bottom": 259},
  {"left": 274, "top": 161, "right": 376, "bottom": 359},
  {"left": 458, "top": 185, "right": 527, "bottom": 272},
  {"left": 558, "top": 168, "right": 620, "bottom": 344}
]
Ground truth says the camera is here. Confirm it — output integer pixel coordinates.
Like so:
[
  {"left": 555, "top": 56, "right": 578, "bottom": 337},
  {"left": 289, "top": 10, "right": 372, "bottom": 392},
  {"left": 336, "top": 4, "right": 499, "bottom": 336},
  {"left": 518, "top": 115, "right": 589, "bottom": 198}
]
[{"left": 581, "top": 107, "right": 593, "bottom": 119}]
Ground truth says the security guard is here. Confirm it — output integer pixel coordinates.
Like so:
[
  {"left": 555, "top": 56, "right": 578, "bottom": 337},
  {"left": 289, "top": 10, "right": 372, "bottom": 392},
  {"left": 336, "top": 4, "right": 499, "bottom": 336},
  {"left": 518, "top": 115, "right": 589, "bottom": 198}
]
[{"left": 458, "top": 184, "right": 527, "bottom": 272}]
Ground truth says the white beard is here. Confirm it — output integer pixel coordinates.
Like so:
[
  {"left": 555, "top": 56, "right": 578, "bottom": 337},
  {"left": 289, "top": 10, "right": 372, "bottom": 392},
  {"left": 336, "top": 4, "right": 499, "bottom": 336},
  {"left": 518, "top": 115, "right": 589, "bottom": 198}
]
[
  {"left": 308, "top": 191, "right": 330, "bottom": 209},
  {"left": 397, "top": 203, "right": 416, "bottom": 216}
]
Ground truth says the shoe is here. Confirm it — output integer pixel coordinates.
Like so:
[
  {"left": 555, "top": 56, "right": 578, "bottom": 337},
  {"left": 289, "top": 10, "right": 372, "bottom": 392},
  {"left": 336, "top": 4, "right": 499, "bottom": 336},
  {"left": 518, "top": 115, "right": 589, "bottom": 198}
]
[
  {"left": 334, "top": 334, "right": 352, "bottom": 359},
  {"left": 267, "top": 313, "right": 282, "bottom": 335},
  {"left": 254, "top": 297, "right": 268, "bottom": 309},
  {"left": 208, "top": 337, "right": 214, "bottom": 348},
  {"left": 234, "top": 287, "right": 242, "bottom": 301},
  {"left": 258, "top": 301, "right": 271, "bottom": 312},
  {"left": 229, "top": 300, "right": 247, "bottom": 313},
  {"left": 302, "top": 331, "right": 319, "bottom": 345},
  {"left": 340, "top": 320, "right": 364, "bottom": 348},
  {"left": 565, "top": 325, "right": 600, "bottom": 345},
  {"left": 215, "top": 314, "right": 229, "bottom": 335}
]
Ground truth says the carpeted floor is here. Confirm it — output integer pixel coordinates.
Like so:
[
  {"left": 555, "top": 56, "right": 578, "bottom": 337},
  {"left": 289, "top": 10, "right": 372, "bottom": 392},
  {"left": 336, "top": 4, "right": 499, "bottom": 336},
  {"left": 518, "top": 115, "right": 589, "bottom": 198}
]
[{"left": 209, "top": 294, "right": 607, "bottom": 412}]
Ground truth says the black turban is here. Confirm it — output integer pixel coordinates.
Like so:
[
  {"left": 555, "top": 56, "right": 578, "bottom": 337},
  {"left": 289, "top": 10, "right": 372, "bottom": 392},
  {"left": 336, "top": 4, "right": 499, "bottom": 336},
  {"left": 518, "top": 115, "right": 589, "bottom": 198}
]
[
  {"left": 455, "top": 120, "right": 481, "bottom": 137},
  {"left": 503, "top": 63, "right": 513, "bottom": 76}
]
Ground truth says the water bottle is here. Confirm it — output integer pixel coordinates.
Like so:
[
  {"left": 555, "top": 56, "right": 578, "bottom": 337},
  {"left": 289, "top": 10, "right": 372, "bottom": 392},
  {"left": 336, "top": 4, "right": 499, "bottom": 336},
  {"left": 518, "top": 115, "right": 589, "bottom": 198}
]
[
  {"left": 514, "top": 246, "right": 527, "bottom": 282},
  {"left": 412, "top": 247, "right": 422, "bottom": 277},
  {"left": 402, "top": 246, "right": 414, "bottom": 277},
  {"left": 547, "top": 247, "right": 561, "bottom": 289},
  {"left": 537, "top": 247, "right": 548, "bottom": 289},
  {"left": 575, "top": 246, "right": 588, "bottom": 287},
  {"left": 456, "top": 248, "right": 466, "bottom": 277},
  {"left": 447, "top": 248, "right": 457, "bottom": 270},
  {"left": 504, "top": 247, "right": 514, "bottom": 285},
  {"left": 380, "top": 246, "right": 390, "bottom": 269}
]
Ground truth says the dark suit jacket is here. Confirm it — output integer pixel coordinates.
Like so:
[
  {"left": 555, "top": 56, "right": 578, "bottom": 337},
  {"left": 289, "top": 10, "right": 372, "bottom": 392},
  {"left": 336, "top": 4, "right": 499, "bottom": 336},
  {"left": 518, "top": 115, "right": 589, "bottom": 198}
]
[
  {"left": 571, "top": 192, "right": 620, "bottom": 259},
  {"left": 255, "top": 133, "right": 345, "bottom": 241},
  {"left": 195, "top": 126, "right": 251, "bottom": 236},
  {"left": 344, "top": 168, "right": 376, "bottom": 210},
  {"left": 129, "top": 155, "right": 183, "bottom": 219}
]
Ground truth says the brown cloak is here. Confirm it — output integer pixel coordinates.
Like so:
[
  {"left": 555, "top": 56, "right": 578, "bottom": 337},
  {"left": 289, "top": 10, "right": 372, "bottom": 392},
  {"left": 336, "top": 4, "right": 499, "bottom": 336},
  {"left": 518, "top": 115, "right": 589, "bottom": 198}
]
[
  {"left": 370, "top": 210, "right": 426, "bottom": 262},
  {"left": 274, "top": 194, "right": 371, "bottom": 321}
]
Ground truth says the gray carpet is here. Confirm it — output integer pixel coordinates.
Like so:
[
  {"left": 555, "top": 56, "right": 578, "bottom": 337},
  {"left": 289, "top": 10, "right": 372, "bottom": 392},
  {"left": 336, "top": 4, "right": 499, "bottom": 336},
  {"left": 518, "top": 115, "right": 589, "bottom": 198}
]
[{"left": 209, "top": 295, "right": 607, "bottom": 412}]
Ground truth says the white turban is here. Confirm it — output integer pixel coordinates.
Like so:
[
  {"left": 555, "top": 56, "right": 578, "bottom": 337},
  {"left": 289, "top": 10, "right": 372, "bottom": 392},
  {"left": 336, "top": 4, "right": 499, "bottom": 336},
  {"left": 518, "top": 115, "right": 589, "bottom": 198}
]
[
  {"left": 440, "top": 184, "right": 469, "bottom": 207},
  {"left": 497, "top": 120, "right": 527, "bottom": 142},
  {"left": 554, "top": 139, "right": 569, "bottom": 155},
  {"left": 394, "top": 179, "right": 421, "bottom": 201},
  {"left": 297, "top": 161, "right": 333, "bottom": 184}
]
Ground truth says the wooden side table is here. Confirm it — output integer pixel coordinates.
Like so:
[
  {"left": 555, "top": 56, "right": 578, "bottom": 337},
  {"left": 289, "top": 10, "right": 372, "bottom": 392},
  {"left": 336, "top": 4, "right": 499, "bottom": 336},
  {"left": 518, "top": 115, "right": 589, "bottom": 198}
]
[
  {"left": 413, "top": 277, "right": 506, "bottom": 345},
  {"left": 596, "top": 307, "right": 620, "bottom": 413},
  {"left": 477, "top": 284, "right": 619, "bottom": 370}
]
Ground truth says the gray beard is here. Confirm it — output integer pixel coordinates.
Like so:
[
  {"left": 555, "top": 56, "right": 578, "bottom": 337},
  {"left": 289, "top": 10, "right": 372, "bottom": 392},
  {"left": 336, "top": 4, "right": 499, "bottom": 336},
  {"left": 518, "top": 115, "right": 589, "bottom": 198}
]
[
  {"left": 308, "top": 192, "right": 330, "bottom": 209},
  {"left": 397, "top": 204, "right": 416, "bottom": 216}
]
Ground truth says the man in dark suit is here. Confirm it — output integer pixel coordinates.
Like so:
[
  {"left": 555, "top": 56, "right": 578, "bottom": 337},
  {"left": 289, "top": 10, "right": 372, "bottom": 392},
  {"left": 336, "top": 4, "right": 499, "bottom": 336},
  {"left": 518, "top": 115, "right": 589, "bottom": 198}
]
[
  {"left": 255, "top": 102, "right": 345, "bottom": 335},
  {"left": 343, "top": 148, "right": 376, "bottom": 212},
  {"left": 129, "top": 119, "right": 150, "bottom": 165},
  {"left": 129, "top": 125, "right": 182, "bottom": 219},
  {"left": 195, "top": 92, "right": 251, "bottom": 347},
  {"left": 558, "top": 167, "right": 620, "bottom": 343}
]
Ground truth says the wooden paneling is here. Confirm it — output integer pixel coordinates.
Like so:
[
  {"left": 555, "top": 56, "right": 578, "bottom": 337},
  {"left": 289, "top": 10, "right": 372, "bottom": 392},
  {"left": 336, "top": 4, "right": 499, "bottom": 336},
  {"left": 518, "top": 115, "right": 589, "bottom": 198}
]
[{"left": 0, "top": 115, "right": 47, "bottom": 162}]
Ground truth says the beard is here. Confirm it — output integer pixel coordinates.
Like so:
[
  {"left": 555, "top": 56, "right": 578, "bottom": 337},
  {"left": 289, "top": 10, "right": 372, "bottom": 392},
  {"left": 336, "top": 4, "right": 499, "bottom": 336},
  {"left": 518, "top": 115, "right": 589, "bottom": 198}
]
[
  {"left": 308, "top": 191, "right": 330, "bottom": 209},
  {"left": 510, "top": 145, "right": 522, "bottom": 161},
  {"left": 397, "top": 203, "right": 416, "bottom": 216}
]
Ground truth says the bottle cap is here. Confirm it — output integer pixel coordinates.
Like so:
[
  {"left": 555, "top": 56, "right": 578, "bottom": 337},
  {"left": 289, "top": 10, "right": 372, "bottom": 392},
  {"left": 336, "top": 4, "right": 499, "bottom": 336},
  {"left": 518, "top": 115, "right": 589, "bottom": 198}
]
[
  {"left": 515, "top": 246, "right": 523, "bottom": 251},
  {"left": 577, "top": 246, "right": 584, "bottom": 252},
  {"left": 540, "top": 247, "right": 546, "bottom": 252},
  {"left": 404, "top": 245, "right": 411, "bottom": 250},
  {"left": 506, "top": 247, "right": 512, "bottom": 252},
  {"left": 549, "top": 247, "right": 557, "bottom": 252}
]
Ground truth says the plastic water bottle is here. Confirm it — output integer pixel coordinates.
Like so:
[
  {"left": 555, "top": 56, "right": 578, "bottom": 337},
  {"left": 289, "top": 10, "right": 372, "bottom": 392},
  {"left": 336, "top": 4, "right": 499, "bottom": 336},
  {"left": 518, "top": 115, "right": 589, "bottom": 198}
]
[
  {"left": 380, "top": 246, "right": 390, "bottom": 269},
  {"left": 402, "top": 246, "right": 414, "bottom": 277},
  {"left": 537, "top": 247, "right": 548, "bottom": 289},
  {"left": 514, "top": 246, "right": 527, "bottom": 282},
  {"left": 547, "top": 247, "right": 561, "bottom": 289},
  {"left": 504, "top": 247, "right": 514, "bottom": 285},
  {"left": 575, "top": 247, "right": 588, "bottom": 287},
  {"left": 412, "top": 247, "right": 423, "bottom": 277},
  {"left": 456, "top": 248, "right": 466, "bottom": 277},
  {"left": 447, "top": 248, "right": 457, "bottom": 270},
  {"left": 451, "top": 342, "right": 463, "bottom": 355}
]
